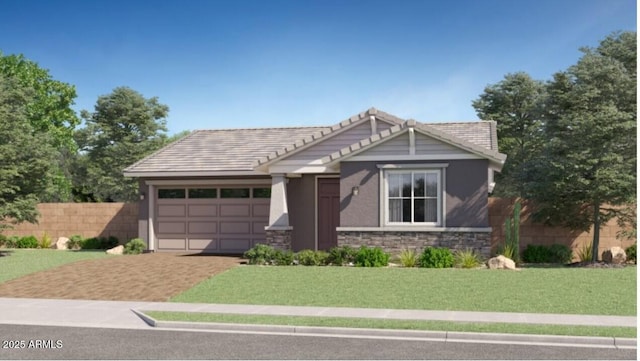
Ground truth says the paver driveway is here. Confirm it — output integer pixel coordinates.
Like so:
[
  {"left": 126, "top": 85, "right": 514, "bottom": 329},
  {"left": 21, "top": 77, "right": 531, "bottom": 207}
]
[{"left": 0, "top": 253, "right": 241, "bottom": 301}]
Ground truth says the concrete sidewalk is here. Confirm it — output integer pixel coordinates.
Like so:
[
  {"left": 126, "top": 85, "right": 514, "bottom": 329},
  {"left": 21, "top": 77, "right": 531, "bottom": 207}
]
[{"left": 0, "top": 297, "right": 636, "bottom": 329}]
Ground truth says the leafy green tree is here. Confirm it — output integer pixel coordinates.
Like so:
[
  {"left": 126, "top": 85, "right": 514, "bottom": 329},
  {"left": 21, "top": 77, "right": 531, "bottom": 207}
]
[
  {"left": 75, "top": 87, "right": 170, "bottom": 202},
  {"left": 524, "top": 32, "right": 636, "bottom": 261},
  {"left": 0, "top": 74, "right": 58, "bottom": 230},
  {"left": 472, "top": 72, "right": 546, "bottom": 196},
  {"left": 0, "top": 52, "right": 80, "bottom": 201}
]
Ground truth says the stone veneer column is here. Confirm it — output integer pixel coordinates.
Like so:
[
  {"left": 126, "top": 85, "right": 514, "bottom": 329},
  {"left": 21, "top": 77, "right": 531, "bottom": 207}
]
[{"left": 264, "top": 173, "right": 293, "bottom": 250}]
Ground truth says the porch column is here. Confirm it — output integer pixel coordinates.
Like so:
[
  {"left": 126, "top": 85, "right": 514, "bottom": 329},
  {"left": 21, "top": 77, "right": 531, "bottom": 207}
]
[
  {"left": 267, "top": 174, "right": 290, "bottom": 228},
  {"left": 264, "top": 174, "right": 293, "bottom": 250}
]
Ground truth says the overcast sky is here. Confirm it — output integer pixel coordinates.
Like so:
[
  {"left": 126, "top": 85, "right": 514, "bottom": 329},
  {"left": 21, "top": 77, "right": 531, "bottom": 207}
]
[{"left": 1, "top": 0, "right": 636, "bottom": 134}]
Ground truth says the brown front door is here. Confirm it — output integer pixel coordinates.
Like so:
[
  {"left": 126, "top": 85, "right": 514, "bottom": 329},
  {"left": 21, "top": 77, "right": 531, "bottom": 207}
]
[{"left": 317, "top": 178, "right": 340, "bottom": 251}]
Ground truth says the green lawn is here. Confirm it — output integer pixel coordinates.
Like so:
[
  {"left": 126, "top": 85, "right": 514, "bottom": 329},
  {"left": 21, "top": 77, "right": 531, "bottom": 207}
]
[
  {"left": 171, "top": 266, "right": 637, "bottom": 316},
  {"left": 0, "top": 249, "right": 110, "bottom": 283},
  {"left": 145, "top": 311, "right": 637, "bottom": 338}
]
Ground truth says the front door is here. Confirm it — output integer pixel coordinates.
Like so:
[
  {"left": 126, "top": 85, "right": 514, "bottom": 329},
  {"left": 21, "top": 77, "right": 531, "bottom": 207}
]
[{"left": 317, "top": 178, "right": 340, "bottom": 251}]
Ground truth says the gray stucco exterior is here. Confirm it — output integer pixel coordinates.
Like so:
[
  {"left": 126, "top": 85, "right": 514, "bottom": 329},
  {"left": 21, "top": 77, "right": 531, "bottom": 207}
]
[{"left": 339, "top": 159, "right": 489, "bottom": 228}]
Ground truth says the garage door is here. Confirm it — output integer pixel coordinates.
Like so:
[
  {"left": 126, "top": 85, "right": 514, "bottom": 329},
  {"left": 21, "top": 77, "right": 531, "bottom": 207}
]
[{"left": 155, "top": 186, "right": 270, "bottom": 253}]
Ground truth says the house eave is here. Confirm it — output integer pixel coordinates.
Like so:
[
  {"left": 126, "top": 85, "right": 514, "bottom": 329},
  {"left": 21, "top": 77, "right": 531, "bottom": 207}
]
[{"left": 124, "top": 170, "right": 267, "bottom": 178}]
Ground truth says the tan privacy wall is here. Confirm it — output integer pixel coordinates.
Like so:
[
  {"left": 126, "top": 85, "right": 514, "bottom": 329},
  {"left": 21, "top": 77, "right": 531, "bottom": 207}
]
[
  {"left": 4, "top": 203, "right": 138, "bottom": 243},
  {"left": 489, "top": 198, "right": 635, "bottom": 260}
]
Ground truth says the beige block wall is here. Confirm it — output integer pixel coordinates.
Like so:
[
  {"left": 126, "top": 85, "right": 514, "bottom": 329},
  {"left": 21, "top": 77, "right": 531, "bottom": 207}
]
[
  {"left": 4, "top": 203, "right": 139, "bottom": 244},
  {"left": 489, "top": 198, "right": 635, "bottom": 261}
]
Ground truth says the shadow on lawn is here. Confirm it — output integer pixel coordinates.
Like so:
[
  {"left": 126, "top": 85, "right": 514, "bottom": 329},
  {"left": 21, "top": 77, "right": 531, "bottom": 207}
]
[{"left": 0, "top": 250, "right": 14, "bottom": 257}]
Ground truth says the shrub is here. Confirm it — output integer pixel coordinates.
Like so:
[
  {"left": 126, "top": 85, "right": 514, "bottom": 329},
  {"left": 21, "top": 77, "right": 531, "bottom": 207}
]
[
  {"left": 81, "top": 237, "right": 102, "bottom": 249},
  {"left": 454, "top": 248, "right": 482, "bottom": 269},
  {"left": 576, "top": 242, "right": 593, "bottom": 262},
  {"left": 17, "top": 235, "right": 39, "bottom": 249},
  {"left": 244, "top": 244, "right": 276, "bottom": 265},
  {"left": 497, "top": 243, "right": 517, "bottom": 262},
  {"left": 39, "top": 232, "right": 52, "bottom": 249},
  {"left": 272, "top": 249, "right": 294, "bottom": 265},
  {"left": 0, "top": 234, "right": 6, "bottom": 247},
  {"left": 124, "top": 238, "right": 146, "bottom": 255},
  {"left": 626, "top": 243, "right": 636, "bottom": 264},
  {"left": 67, "top": 235, "right": 83, "bottom": 250},
  {"left": 399, "top": 249, "right": 418, "bottom": 267},
  {"left": 104, "top": 236, "right": 119, "bottom": 249},
  {"left": 354, "top": 246, "right": 390, "bottom": 267},
  {"left": 548, "top": 244, "right": 573, "bottom": 264},
  {"left": 296, "top": 249, "right": 320, "bottom": 266},
  {"left": 328, "top": 245, "right": 357, "bottom": 266},
  {"left": 522, "top": 244, "right": 551, "bottom": 263},
  {"left": 315, "top": 251, "right": 330, "bottom": 266},
  {"left": 4, "top": 236, "right": 19, "bottom": 248},
  {"left": 419, "top": 247, "right": 454, "bottom": 268}
]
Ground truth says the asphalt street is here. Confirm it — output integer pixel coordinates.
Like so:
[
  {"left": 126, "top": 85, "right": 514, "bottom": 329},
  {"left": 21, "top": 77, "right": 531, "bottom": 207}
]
[{"left": 0, "top": 324, "right": 636, "bottom": 360}]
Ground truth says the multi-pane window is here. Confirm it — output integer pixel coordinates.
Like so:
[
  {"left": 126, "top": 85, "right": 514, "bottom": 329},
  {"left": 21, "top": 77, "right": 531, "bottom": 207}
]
[{"left": 387, "top": 170, "right": 440, "bottom": 225}]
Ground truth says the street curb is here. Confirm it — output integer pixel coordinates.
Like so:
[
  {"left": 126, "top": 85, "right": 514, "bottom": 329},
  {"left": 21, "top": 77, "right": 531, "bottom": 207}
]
[{"left": 133, "top": 310, "right": 637, "bottom": 349}]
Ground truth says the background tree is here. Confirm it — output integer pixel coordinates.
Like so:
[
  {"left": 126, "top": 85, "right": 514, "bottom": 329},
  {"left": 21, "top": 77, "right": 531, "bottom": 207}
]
[
  {"left": 472, "top": 72, "right": 546, "bottom": 197},
  {"left": 0, "top": 74, "right": 58, "bottom": 230},
  {"left": 0, "top": 52, "right": 79, "bottom": 201},
  {"left": 75, "top": 87, "right": 170, "bottom": 202},
  {"left": 524, "top": 32, "right": 636, "bottom": 261}
]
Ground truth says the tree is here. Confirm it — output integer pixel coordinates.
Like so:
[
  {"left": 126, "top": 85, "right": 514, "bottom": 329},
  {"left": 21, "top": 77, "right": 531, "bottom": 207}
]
[
  {"left": 0, "top": 52, "right": 80, "bottom": 201},
  {"left": 0, "top": 74, "right": 58, "bottom": 230},
  {"left": 524, "top": 32, "right": 637, "bottom": 261},
  {"left": 75, "top": 87, "right": 170, "bottom": 202},
  {"left": 472, "top": 72, "right": 546, "bottom": 197}
]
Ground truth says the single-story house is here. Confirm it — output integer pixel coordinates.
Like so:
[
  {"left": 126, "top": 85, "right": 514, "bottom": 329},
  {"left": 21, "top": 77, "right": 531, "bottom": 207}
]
[{"left": 124, "top": 108, "right": 506, "bottom": 257}]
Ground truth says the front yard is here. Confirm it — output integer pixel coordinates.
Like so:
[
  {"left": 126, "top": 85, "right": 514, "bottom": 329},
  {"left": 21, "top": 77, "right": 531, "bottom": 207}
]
[
  {"left": 0, "top": 249, "right": 110, "bottom": 283},
  {"left": 171, "top": 265, "right": 637, "bottom": 316}
]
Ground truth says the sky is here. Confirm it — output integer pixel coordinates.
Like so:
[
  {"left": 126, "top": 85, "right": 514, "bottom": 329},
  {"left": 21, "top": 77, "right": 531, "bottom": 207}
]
[{"left": 0, "top": 0, "right": 636, "bottom": 135}]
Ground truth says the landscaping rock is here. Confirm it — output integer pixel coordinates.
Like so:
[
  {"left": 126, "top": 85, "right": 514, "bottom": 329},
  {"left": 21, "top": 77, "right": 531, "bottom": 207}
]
[
  {"left": 106, "top": 245, "right": 124, "bottom": 255},
  {"left": 602, "top": 247, "right": 626, "bottom": 264},
  {"left": 487, "top": 255, "right": 516, "bottom": 270},
  {"left": 52, "top": 237, "right": 70, "bottom": 250}
]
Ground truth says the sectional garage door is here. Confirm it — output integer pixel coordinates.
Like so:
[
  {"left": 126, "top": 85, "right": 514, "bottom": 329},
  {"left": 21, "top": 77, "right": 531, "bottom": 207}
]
[{"left": 155, "top": 186, "right": 270, "bottom": 253}]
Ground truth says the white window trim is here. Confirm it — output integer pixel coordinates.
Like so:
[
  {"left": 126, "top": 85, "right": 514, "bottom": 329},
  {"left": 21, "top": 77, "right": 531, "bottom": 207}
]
[{"left": 382, "top": 167, "right": 445, "bottom": 227}]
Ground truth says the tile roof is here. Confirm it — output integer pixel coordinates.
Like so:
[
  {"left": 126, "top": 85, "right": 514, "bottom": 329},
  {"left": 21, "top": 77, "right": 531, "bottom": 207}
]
[
  {"left": 124, "top": 127, "right": 328, "bottom": 175},
  {"left": 124, "top": 109, "right": 502, "bottom": 176}
]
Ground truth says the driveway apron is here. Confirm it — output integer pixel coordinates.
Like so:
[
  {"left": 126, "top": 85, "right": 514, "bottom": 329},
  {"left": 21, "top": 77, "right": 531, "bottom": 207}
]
[{"left": 0, "top": 253, "right": 240, "bottom": 302}]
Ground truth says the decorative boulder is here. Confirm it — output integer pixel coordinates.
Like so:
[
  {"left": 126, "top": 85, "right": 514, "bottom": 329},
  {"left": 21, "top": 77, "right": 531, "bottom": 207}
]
[
  {"left": 602, "top": 247, "right": 626, "bottom": 264},
  {"left": 487, "top": 255, "right": 517, "bottom": 270},
  {"left": 106, "top": 245, "right": 124, "bottom": 255},
  {"left": 52, "top": 237, "right": 70, "bottom": 250}
]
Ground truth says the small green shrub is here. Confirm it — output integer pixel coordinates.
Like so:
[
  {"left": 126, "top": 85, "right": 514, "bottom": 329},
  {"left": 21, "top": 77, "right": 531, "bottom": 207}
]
[
  {"left": 626, "top": 243, "right": 636, "bottom": 264},
  {"left": 272, "top": 249, "right": 294, "bottom": 265},
  {"left": 17, "top": 235, "right": 39, "bottom": 249},
  {"left": 328, "top": 245, "right": 357, "bottom": 266},
  {"left": 244, "top": 244, "right": 276, "bottom": 265},
  {"left": 548, "top": 244, "right": 573, "bottom": 264},
  {"left": 354, "top": 246, "right": 390, "bottom": 267},
  {"left": 0, "top": 234, "right": 7, "bottom": 247},
  {"left": 80, "top": 237, "right": 102, "bottom": 249},
  {"left": 4, "top": 236, "right": 19, "bottom": 248},
  {"left": 315, "top": 251, "right": 330, "bottom": 266},
  {"left": 576, "top": 242, "right": 593, "bottom": 262},
  {"left": 522, "top": 244, "right": 551, "bottom": 263},
  {"left": 67, "top": 235, "right": 83, "bottom": 250},
  {"left": 399, "top": 249, "right": 418, "bottom": 267},
  {"left": 497, "top": 243, "right": 517, "bottom": 262},
  {"left": 419, "top": 247, "right": 454, "bottom": 268},
  {"left": 124, "top": 238, "right": 146, "bottom": 255},
  {"left": 296, "top": 249, "right": 320, "bottom": 266},
  {"left": 39, "top": 232, "right": 52, "bottom": 249},
  {"left": 104, "top": 236, "right": 119, "bottom": 249},
  {"left": 454, "top": 248, "right": 482, "bottom": 269}
]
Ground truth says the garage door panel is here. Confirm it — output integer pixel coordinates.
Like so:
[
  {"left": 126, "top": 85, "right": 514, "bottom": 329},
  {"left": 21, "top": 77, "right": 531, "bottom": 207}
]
[
  {"left": 253, "top": 221, "right": 267, "bottom": 234},
  {"left": 189, "top": 205, "right": 217, "bottom": 217},
  {"left": 220, "top": 204, "right": 250, "bottom": 217},
  {"left": 158, "top": 221, "right": 186, "bottom": 234},
  {"left": 188, "top": 221, "right": 217, "bottom": 234},
  {"left": 220, "top": 238, "right": 251, "bottom": 251},
  {"left": 220, "top": 221, "right": 250, "bottom": 234},
  {"left": 189, "top": 238, "right": 218, "bottom": 251},
  {"left": 158, "top": 238, "right": 186, "bottom": 250},
  {"left": 252, "top": 204, "right": 269, "bottom": 217},
  {"left": 158, "top": 205, "right": 186, "bottom": 217}
]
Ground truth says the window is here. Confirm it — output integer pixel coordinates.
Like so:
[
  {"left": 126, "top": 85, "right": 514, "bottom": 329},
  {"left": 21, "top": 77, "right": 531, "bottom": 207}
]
[
  {"left": 252, "top": 188, "right": 271, "bottom": 198},
  {"left": 188, "top": 188, "right": 217, "bottom": 199},
  {"left": 220, "top": 188, "right": 250, "bottom": 198},
  {"left": 158, "top": 188, "right": 186, "bottom": 199},
  {"left": 386, "top": 170, "right": 441, "bottom": 225}
]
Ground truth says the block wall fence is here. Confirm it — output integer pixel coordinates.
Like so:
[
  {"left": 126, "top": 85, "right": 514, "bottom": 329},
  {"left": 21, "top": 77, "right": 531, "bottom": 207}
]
[{"left": 3, "top": 199, "right": 635, "bottom": 258}]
